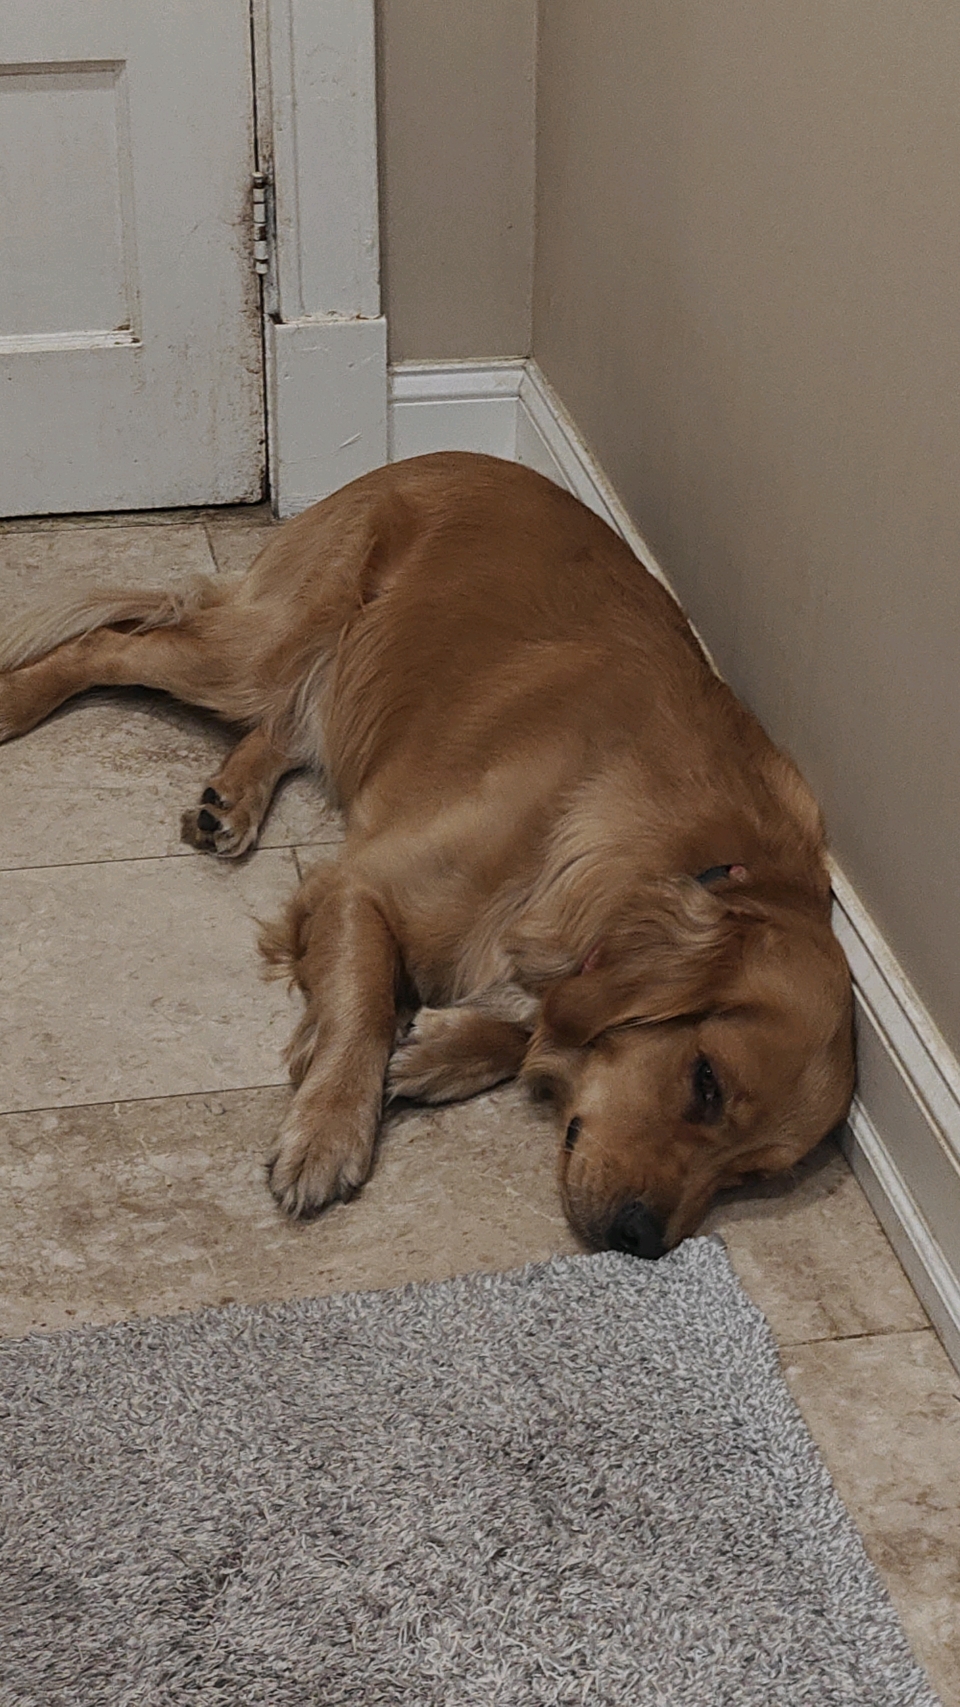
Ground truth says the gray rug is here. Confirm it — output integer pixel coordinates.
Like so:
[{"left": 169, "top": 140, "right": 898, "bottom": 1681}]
[{"left": 0, "top": 1240, "right": 939, "bottom": 1707}]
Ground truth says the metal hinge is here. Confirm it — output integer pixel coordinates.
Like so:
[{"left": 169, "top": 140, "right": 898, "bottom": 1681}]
[{"left": 252, "top": 172, "right": 271, "bottom": 275}]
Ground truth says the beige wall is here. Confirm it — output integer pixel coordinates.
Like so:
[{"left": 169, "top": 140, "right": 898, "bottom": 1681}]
[
  {"left": 377, "top": 0, "right": 536, "bottom": 360},
  {"left": 533, "top": 1, "right": 960, "bottom": 1055}
]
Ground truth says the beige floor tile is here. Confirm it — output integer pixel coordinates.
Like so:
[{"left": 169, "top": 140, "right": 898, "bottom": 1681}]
[
  {"left": 0, "top": 848, "right": 310, "bottom": 1112},
  {"left": 0, "top": 522, "right": 216, "bottom": 613},
  {"left": 204, "top": 517, "right": 282, "bottom": 578},
  {"left": 0, "top": 694, "right": 234, "bottom": 869},
  {"left": 264, "top": 776, "right": 344, "bottom": 849},
  {"left": 703, "top": 1139, "right": 929, "bottom": 1345},
  {"left": 0, "top": 1082, "right": 579, "bottom": 1337},
  {"left": 0, "top": 693, "right": 342, "bottom": 870},
  {"left": 783, "top": 1330, "right": 960, "bottom": 1706}
]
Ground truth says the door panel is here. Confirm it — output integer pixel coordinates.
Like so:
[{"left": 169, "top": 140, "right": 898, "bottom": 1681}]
[{"left": 0, "top": 2, "right": 264, "bottom": 515}]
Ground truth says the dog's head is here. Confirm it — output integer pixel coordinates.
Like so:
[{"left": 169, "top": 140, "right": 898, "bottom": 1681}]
[{"left": 521, "top": 878, "right": 855, "bottom": 1256}]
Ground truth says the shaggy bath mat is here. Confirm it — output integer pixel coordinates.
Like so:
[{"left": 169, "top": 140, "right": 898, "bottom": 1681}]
[{"left": 0, "top": 1241, "right": 939, "bottom": 1707}]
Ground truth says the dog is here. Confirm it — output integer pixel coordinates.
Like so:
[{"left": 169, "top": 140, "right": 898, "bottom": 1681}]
[{"left": 0, "top": 452, "right": 854, "bottom": 1258}]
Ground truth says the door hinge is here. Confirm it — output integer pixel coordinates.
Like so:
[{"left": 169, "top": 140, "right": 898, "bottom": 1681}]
[{"left": 252, "top": 172, "right": 271, "bottom": 275}]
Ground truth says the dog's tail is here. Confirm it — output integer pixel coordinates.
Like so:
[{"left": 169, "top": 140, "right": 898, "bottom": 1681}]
[{"left": 0, "top": 579, "right": 215, "bottom": 673}]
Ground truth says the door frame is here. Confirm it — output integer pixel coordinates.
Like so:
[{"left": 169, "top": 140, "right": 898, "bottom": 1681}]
[{"left": 253, "top": 0, "right": 386, "bottom": 517}]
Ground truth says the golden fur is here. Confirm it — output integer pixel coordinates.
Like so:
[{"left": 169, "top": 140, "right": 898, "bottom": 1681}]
[{"left": 0, "top": 453, "right": 855, "bottom": 1254}]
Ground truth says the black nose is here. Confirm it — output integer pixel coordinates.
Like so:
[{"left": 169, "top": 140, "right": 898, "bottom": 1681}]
[{"left": 606, "top": 1202, "right": 667, "bottom": 1261}]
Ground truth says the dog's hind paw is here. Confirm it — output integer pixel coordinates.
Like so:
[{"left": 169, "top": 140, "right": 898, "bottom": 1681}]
[
  {"left": 387, "top": 1007, "right": 479, "bottom": 1102},
  {"left": 180, "top": 787, "right": 259, "bottom": 859},
  {"left": 387, "top": 1004, "right": 530, "bottom": 1103},
  {"left": 0, "top": 669, "right": 46, "bottom": 743}
]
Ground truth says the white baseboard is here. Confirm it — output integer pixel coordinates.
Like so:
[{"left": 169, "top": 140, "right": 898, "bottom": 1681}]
[
  {"left": 388, "top": 361, "right": 525, "bottom": 466},
  {"left": 830, "top": 870, "right": 960, "bottom": 1371},
  {"left": 387, "top": 355, "right": 960, "bottom": 1373}
]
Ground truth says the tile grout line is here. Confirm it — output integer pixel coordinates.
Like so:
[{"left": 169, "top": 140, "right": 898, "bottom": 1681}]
[
  {"left": 202, "top": 519, "right": 225, "bottom": 577},
  {"left": 0, "top": 1081, "right": 292, "bottom": 1121},
  {"left": 0, "top": 841, "right": 341, "bottom": 877},
  {"left": 779, "top": 1322, "right": 937, "bottom": 1352},
  {"left": 1, "top": 851, "right": 209, "bottom": 875}
]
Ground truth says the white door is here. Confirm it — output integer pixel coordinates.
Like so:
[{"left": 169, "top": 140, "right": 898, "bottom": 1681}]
[{"left": 0, "top": 1, "right": 264, "bottom": 516}]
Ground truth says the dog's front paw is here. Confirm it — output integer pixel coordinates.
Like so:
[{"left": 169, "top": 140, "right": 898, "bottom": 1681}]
[
  {"left": 267, "top": 1099, "right": 376, "bottom": 1218},
  {"left": 180, "top": 787, "right": 258, "bottom": 859}
]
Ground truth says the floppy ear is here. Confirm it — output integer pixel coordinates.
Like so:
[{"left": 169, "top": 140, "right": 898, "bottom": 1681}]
[{"left": 540, "top": 881, "right": 745, "bottom": 1047}]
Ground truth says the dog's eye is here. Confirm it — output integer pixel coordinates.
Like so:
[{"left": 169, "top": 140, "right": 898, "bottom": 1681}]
[
  {"left": 688, "top": 1055, "right": 724, "bottom": 1125},
  {"left": 564, "top": 1116, "right": 583, "bottom": 1152}
]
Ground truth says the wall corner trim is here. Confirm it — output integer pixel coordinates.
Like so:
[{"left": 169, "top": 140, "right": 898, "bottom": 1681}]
[
  {"left": 258, "top": 0, "right": 384, "bottom": 516},
  {"left": 830, "top": 867, "right": 960, "bottom": 1371},
  {"left": 267, "top": 316, "right": 387, "bottom": 520},
  {"left": 385, "top": 354, "right": 960, "bottom": 1373}
]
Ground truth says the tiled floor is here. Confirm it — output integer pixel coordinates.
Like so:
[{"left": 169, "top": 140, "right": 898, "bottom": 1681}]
[{"left": 1, "top": 506, "right": 958, "bottom": 1704}]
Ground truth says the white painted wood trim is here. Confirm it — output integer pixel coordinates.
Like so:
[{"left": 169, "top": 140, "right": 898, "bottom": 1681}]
[
  {"left": 391, "top": 360, "right": 527, "bottom": 404},
  {"left": 266, "top": 315, "right": 386, "bottom": 519},
  {"left": 0, "top": 330, "right": 139, "bottom": 356},
  {"left": 831, "top": 867, "right": 960, "bottom": 1145},
  {"left": 257, "top": 0, "right": 385, "bottom": 514},
  {"left": 258, "top": 0, "right": 379, "bottom": 319},
  {"left": 388, "top": 361, "right": 525, "bottom": 464},
  {"left": 831, "top": 871, "right": 960, "bottom": 1371},
  {"left": 517, "top": 363, "right": 631, "bottom": 536},
  {"left": 845, "top": 1112, "right": 960, "bottom": 1374},
  {"left": 393, "top": 355, "right": 960, "bottom": 1371}
]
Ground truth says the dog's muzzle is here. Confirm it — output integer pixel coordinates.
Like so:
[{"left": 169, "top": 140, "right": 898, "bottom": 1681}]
[{"left": 606, "top": 1201, "right": 667, "bottom": 1261}]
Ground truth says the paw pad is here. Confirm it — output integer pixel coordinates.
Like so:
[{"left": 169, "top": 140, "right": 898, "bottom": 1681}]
[{"left": 180, "top": 786, "right": 257, "bottom": 860}]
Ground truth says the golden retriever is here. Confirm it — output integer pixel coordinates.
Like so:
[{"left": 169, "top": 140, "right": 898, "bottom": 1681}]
[{"left": 0, "top": 453, "right": 854, "bottom": 1257}]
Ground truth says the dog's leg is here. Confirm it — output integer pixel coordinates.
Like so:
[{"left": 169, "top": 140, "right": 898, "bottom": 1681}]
[
  {"left": 387, "top": 1005, "right": 532, "bottom": 1103},
  {"left": 0, "top": 634, "right": 117, "bottom": 740},
  {"left": 267, "top": 859, "right": 400, "bottom": 1217},
  {"left": 180, "top": 727, "right": 296, "bottom": 858},
  {"left": 0, "top": 614, "right": 243, "bottom": 740}
]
